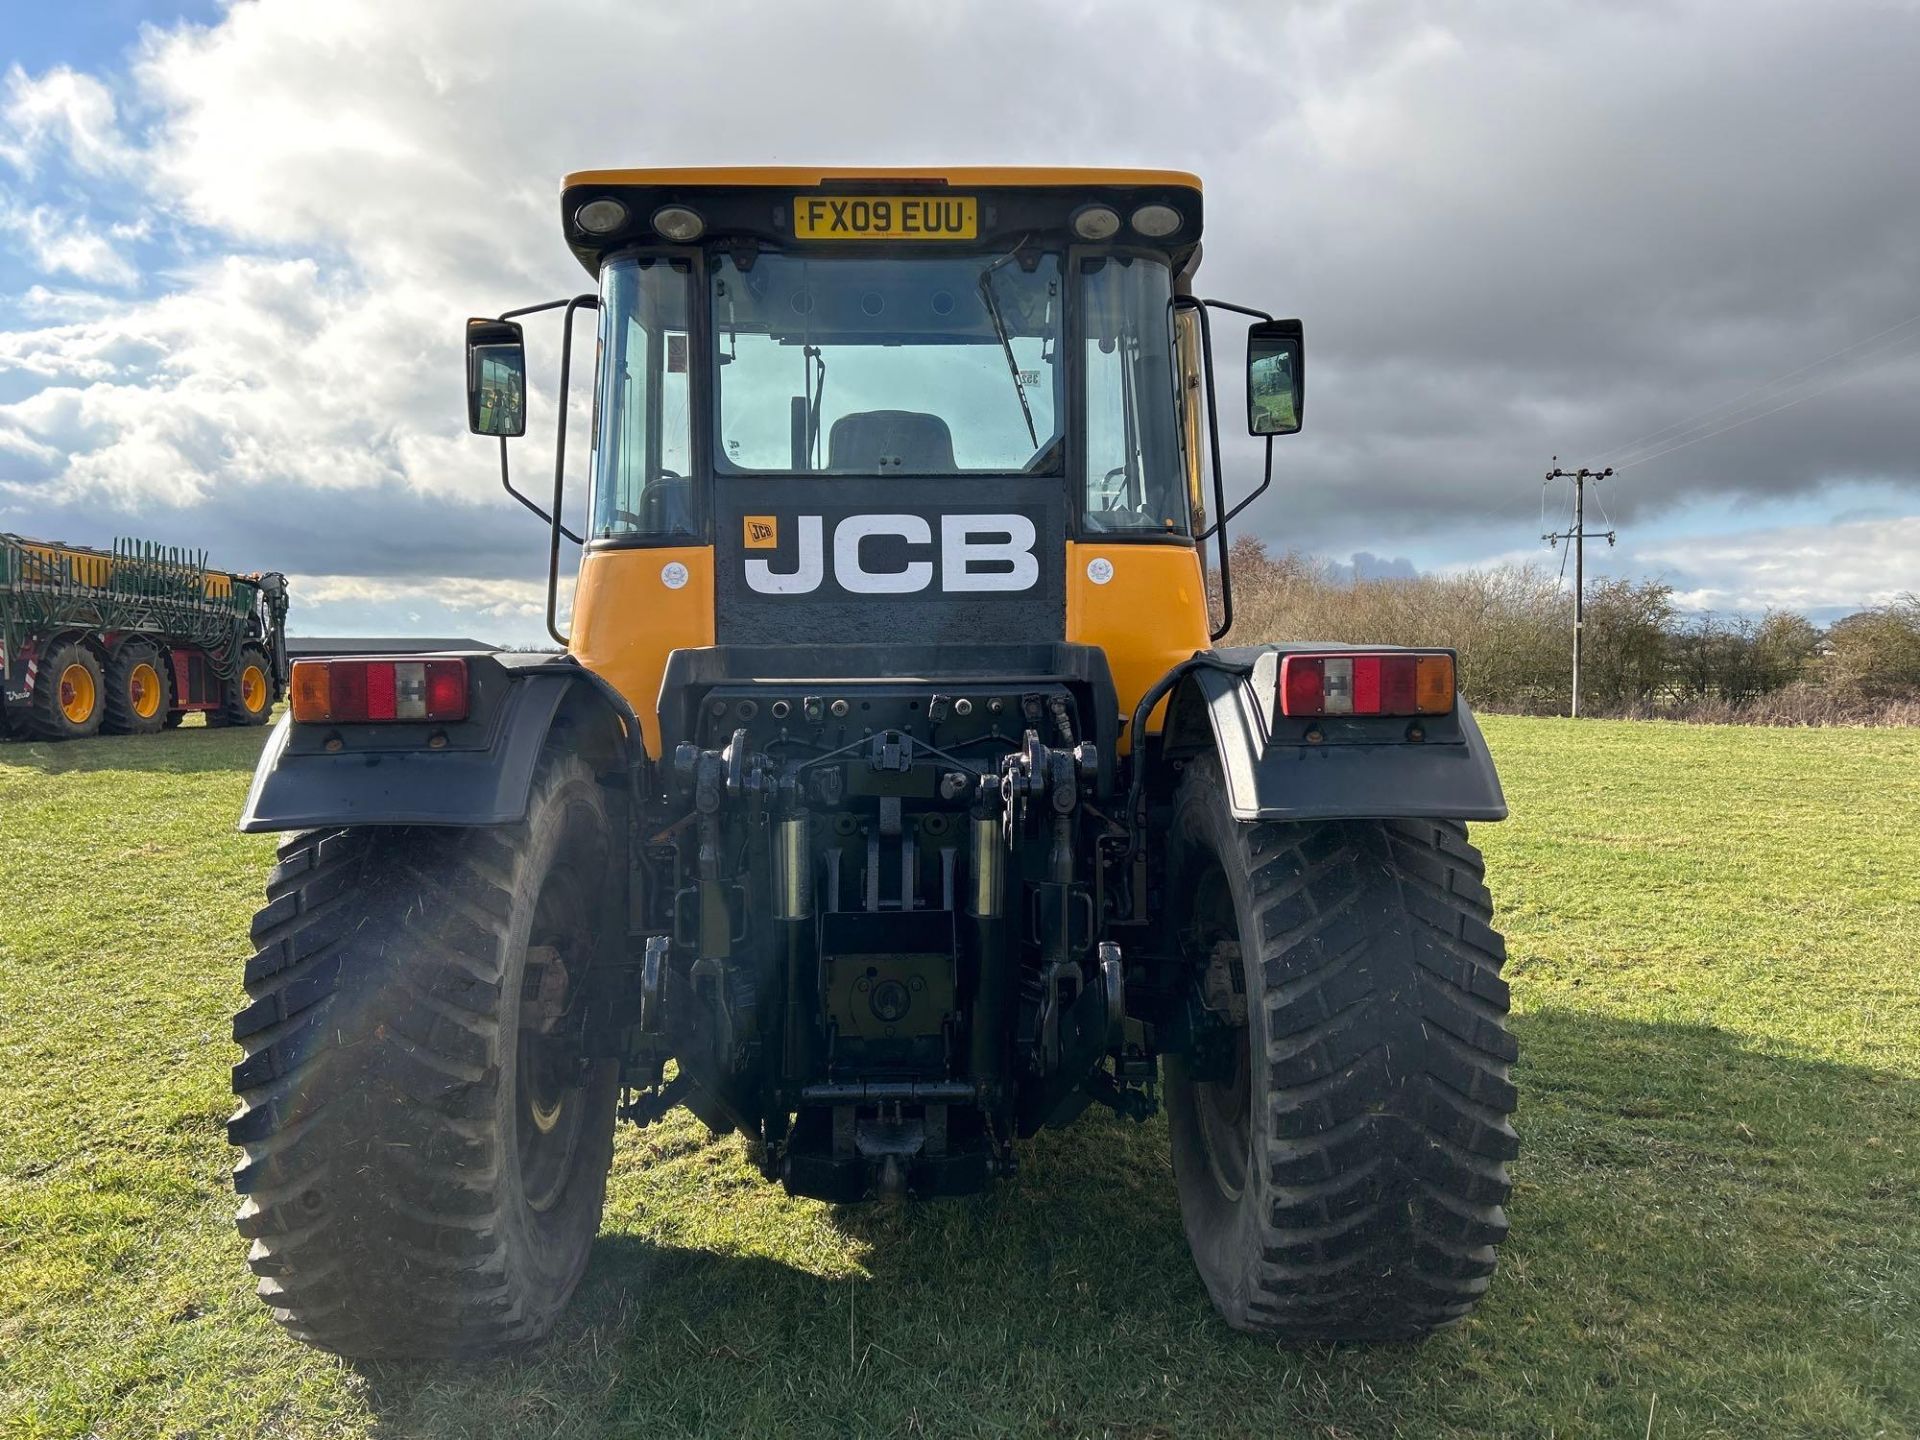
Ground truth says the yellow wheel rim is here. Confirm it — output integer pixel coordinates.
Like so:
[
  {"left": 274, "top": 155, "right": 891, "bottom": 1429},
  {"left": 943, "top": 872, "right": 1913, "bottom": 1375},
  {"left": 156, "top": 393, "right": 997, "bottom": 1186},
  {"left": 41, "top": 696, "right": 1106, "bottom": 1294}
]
[
  {"left": 59, "top": 663, "right": 97, "bottom": 724},
  {"left": 130, "top": 662, "right": 162, "bottom": 720},
  {"left": 242, "top": 665, "right": 268, "bottom": 712}
]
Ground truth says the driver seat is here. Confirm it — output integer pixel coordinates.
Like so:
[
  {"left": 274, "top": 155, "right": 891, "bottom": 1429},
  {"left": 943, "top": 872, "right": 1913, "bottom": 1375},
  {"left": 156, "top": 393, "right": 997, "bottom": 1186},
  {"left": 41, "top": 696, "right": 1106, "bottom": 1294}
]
[{"left": 827, "top": 411, "right": 956, "bottom": 473}]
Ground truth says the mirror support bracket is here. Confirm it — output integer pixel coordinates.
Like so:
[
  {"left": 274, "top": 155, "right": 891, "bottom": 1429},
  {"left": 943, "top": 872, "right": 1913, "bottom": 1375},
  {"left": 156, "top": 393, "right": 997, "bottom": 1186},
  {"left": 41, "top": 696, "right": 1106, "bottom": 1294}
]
[
  {"left": 545, "top": 294, "right": 599, "bottom": 648},
  {"left": 491, "top": 298, "right": 586, "bottom": 548},
  {"left": 498, "top": 437, "right": 582, "bottom": 544},
  {"left": 1178, "top": 296, "right": 1276, "bottom": 642}
]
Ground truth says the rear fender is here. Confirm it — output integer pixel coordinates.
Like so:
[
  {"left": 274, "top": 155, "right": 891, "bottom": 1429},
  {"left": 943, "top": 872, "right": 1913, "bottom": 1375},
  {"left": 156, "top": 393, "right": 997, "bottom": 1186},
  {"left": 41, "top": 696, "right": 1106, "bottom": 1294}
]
[
  {"left": 1159, "top": 645, "right": 1506, "bottom": 823},
  {"left": 237, "top": 653, "right": 639, "bottom": 832}
]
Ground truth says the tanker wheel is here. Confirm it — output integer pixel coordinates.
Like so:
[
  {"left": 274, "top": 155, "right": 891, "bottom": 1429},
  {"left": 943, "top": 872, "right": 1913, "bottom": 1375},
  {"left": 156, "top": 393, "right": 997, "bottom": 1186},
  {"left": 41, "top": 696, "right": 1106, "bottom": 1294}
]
[
  {"left": 31, "top": 640, "right": 106, "bottom": 739},
  {"left": 1163, "top": 756, "right": 1517, "bottom": 1342},
  {"left": 104, "top": 641, "right": 172, "bottom": 735},
  {"left": 221, "top": 644, "right": 274, "bottom": 726},
  {"left": 227, "top": 752, "right": 620, "bottom": 1357}
]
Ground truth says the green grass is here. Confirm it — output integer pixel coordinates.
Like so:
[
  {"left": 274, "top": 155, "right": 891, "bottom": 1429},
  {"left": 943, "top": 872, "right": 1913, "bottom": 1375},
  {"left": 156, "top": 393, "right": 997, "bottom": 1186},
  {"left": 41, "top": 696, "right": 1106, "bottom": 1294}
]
[{"left": 3, "top": 716, "right": 1918, "bottom": 1438}]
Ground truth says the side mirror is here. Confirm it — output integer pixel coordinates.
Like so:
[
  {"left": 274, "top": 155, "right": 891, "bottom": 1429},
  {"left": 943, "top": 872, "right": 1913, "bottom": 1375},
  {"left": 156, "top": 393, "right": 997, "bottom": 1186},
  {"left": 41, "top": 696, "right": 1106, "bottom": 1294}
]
[
  {"left": 466, "top": 317, "right": 527, "bottom": 437},
  {"left": 1246, "top": 318, "right": 1303, "bottom": 436}
]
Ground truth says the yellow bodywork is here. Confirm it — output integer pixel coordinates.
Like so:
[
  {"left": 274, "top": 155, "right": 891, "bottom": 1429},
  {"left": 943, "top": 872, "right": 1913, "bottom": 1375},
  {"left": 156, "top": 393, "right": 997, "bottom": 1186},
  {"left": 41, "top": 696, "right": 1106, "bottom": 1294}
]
[
  {"left": 569, "top": 546, "right": 716, "bottom": 756},
  {"left": 1065, "top": 544, "right": 1210, "bottom": 751}
]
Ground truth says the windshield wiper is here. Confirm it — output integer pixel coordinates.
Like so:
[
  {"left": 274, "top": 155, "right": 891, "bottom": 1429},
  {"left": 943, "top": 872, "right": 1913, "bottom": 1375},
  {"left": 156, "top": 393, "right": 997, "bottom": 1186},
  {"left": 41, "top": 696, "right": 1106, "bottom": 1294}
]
[{"left": 977, "top": 255, "right": 1039, "bottom": 450}]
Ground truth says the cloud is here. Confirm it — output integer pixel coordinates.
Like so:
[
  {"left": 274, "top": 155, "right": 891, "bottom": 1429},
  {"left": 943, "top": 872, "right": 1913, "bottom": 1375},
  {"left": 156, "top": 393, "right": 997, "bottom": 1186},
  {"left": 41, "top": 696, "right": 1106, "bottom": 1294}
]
[
  {"left": 0, "top": 201, "right": 138, "bottom": 285},
  {"left": 0, "top": 0, "right": 1912, "bottom": 645},
  {"left": 290, "top": 573, "right": 550, "bottom": 619},
  {"left": 1639, "top": 515, "right": 1920, "bottom": 617},
  {"left": 0, "top": 64, "right": 136, "bottom": 178},
  {"left": 1322, "top": 552, "right": 1421, "bottom": 582}
]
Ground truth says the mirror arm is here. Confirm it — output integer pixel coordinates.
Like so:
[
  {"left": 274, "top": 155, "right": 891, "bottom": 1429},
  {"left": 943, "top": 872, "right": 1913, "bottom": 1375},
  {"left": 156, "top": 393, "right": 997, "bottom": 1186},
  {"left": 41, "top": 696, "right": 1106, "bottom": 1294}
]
[
  {"left": 1200, "top": 435, "right": 1273, "bottom": 540},
  {"left": 1196, "top": 297, "right": 1273, "bottom": 324},
  {"left": 499, "top": 298, "right": 575, "bottom": 321},
  {"left": 546, "top": 294, "right": 599, "bottom": 648},
  {"left": 499, "top": 438, "right": 582, "bottom": 544}
]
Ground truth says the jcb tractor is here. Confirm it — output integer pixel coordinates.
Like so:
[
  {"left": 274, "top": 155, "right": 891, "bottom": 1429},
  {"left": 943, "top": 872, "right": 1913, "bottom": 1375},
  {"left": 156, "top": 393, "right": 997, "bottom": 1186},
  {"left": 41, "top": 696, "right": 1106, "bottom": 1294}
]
[{"left": 231, "top": 168, "right": 1514, "bottom": 1357}]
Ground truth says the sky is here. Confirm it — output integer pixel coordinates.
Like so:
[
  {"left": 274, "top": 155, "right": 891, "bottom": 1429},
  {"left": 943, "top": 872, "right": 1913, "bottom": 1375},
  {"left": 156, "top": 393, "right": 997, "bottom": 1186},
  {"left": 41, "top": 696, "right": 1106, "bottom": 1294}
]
[{"left": 0, "top": 0, "right": 1915, "bottom": 642}]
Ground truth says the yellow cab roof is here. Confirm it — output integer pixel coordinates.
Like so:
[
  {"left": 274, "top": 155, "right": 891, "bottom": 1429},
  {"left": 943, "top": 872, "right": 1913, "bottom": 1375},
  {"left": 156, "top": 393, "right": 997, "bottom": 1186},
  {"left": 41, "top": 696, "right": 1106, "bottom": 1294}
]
[
  {"left": 562, "top": 166, "right": 1202, "bottom": 192},
  {"left": 557, "top": 166, "right": 1205, "bottom": 275}
]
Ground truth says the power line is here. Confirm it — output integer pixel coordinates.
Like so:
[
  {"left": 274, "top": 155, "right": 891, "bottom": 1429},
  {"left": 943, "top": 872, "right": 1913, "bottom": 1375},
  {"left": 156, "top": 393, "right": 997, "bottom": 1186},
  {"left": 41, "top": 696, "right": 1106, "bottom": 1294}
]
[
  {"left": 1594, "top": 309, "right": 1920, "bottom": 468},
  {"left": 1541, "top": 459, "right": 1616, "bottom": 717},
  {"left": 1615, "top": 335, "right": 1920, "bottom": 470}
]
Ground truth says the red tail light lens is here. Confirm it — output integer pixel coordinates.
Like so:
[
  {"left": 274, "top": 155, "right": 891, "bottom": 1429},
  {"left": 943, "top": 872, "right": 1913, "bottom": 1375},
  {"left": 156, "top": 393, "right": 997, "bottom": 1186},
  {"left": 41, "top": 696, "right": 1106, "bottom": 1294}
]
[
  {"left": 1278, "top": 652, "right": 1455, "bottom": 718},
  {"left": 289, "top": 659, "right": 469, "bottom": 724},
  {"left": 425, "top": 662, "right": 467, "bottom": 718}
]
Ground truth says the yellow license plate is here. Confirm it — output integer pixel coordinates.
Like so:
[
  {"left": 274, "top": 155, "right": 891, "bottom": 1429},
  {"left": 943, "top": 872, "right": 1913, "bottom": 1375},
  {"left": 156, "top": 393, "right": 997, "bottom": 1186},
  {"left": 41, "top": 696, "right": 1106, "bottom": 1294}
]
[{"left": 792, "top": 194, "right": 978, "bottom": 241}]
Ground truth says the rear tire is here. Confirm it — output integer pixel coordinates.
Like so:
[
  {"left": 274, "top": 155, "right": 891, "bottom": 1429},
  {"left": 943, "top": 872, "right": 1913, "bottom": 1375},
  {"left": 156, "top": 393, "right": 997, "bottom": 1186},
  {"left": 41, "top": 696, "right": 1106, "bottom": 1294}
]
[
  {"left": 227, "top": 752, "right": 620, "bottom": 1357},
  {"left": 222, "top": 644, "right": 274, "bottom": 726},
  {"left": 104, "top": 641, "right": 172, "bottom": 735},
  {"left": 1164, "top": 757, "right": 1517, "bottom": 1342},
  {"left": 30, "top": 640, "right": 105, "bottom": 739}
]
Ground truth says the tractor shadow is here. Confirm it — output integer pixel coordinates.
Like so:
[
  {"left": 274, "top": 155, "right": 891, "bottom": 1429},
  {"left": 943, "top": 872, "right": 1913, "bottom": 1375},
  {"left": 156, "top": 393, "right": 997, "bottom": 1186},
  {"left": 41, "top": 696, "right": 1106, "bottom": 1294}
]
[
  {"left": 349, "top": 1010, "right": 1920, "bottom": 1438},
  {"left": 0, "top": 719, "right": 272, "bottom": 775}
]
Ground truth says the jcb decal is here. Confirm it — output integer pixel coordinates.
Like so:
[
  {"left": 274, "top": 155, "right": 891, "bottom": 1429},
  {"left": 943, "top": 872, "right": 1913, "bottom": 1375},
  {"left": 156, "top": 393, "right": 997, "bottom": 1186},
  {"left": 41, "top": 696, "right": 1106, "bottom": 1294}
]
[
  {"left": 743, "top": 515, "right": 778, "bottom": 549},
  {"left": 744, "top": 513, "right": 1039, "bottom": 596}
]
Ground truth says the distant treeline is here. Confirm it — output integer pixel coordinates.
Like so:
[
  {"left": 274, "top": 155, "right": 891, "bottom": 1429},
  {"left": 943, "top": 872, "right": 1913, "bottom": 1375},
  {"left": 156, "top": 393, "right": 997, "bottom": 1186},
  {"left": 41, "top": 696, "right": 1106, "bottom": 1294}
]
[{"left": 1223, "top": 537, "right": 1920, "bottom": 725}]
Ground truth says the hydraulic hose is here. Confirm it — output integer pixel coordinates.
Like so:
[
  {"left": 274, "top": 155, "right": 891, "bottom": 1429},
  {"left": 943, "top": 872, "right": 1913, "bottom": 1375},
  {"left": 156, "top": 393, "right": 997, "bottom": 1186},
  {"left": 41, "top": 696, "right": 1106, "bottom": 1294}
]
[{"left": 1121, "top": 653, "right": 1256, "bottom": 865}]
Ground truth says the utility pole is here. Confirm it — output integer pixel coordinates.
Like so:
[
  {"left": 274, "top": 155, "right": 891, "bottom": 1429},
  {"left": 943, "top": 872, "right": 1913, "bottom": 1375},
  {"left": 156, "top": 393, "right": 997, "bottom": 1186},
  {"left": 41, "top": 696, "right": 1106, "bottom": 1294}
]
[{"left": 1542, "top": 458, "right": 1616, "bottom": 717}]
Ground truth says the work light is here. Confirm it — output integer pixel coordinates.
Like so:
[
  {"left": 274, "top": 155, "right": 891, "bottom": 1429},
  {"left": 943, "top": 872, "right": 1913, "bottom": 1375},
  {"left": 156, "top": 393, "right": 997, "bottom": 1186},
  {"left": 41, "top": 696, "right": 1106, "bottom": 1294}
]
[
  {"left": 650, "top": 205, "right": 706, "bottom": 242},
  {"left": 574, "top": 198, "right": 629, "bottom": 235},
  {"left": 1129, "top": 203, "right": 1182, "bottom": 238},
  {"left": 1071, "top": 204, "right": 1121, "bottom": 241}
]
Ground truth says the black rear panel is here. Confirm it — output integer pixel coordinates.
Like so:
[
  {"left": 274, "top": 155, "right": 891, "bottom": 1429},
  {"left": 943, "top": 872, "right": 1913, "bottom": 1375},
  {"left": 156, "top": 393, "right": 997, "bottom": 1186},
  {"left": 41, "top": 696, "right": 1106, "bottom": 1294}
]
[{"left": 713, "top": 475, "right": 1065, "bottom": 647}]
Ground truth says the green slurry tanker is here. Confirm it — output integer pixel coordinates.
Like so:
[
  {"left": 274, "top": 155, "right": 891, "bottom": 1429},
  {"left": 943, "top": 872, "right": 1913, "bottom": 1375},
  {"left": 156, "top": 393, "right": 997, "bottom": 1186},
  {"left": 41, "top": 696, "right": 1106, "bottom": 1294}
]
[{"left": 0, "top": 533, "right": 288, "bottom": 740}]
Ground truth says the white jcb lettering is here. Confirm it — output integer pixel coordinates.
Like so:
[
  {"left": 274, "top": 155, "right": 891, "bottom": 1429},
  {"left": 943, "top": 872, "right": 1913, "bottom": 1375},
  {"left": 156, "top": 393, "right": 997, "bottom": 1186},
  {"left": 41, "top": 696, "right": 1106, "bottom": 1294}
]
[
  {"left": 835, "top": 514, "right": 933, "bottom": 594},
  {"left": 744, "top": 513, "right": 1040, "bottom": 594},
  {"left": 941, "top": 514, "right": 1039, "bottom": 592},
  {"left": 744, "top": 514, "right": 824, "bottom": 594}
]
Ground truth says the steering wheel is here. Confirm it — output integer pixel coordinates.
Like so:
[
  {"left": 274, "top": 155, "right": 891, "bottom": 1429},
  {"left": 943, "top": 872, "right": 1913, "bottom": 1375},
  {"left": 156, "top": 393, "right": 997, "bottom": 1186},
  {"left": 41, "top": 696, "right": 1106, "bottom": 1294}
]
[{"left": 609, "top": 471, "right": 687, "bottom": 531}]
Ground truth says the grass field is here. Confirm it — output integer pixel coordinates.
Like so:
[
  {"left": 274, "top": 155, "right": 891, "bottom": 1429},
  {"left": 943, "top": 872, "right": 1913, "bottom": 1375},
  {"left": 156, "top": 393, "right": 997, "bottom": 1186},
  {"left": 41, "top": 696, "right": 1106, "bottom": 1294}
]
[{"left": 2, "top": 716, "right": 1918, "bottom": 1438}]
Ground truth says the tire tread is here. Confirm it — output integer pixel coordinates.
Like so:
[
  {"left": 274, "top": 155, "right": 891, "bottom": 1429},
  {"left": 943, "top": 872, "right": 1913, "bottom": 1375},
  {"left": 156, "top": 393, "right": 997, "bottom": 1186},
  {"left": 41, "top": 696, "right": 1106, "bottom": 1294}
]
[
  {"left": 1171, "top": 767, "right": 1516, "bottom": 1343},
  {"left": 227, "top": 759, "right": 615, "bottom": 1357}
]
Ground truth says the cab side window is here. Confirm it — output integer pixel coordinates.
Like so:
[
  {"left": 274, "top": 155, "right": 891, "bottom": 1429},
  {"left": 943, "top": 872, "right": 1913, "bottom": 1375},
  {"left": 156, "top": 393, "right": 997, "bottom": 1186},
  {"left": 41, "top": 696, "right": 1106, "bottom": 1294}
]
[
  {"left": 1080, "top": 255, "right": 1188, "bottom": 537},
  {"left": 592, "top": 258, "right": 695, "bottom": 541}
]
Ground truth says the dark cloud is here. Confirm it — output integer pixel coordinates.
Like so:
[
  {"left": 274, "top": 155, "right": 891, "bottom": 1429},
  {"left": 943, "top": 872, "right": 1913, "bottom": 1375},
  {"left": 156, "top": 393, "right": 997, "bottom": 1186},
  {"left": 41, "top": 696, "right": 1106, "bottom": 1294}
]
[{"left": 0, "top": 0, "right": 1914, "bottom": 638}]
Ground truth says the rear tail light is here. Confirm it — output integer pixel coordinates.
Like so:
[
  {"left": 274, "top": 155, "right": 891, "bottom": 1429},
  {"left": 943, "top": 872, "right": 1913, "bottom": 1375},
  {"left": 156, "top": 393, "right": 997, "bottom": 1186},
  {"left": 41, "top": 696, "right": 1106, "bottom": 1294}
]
[
  {"left": 1278, "top": 652, "right": 1455, "bottom": 718},
  {"left": 289, "top": 659, "right": 469, "bottom": 724}
]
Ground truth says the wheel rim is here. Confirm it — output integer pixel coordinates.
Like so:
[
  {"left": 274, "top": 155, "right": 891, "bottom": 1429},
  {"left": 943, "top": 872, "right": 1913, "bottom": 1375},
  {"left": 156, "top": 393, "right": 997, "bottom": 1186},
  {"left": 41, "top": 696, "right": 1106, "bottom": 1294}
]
[
  {"left": 241, "top": 664, "right": 268, "bottom": 712},
  {"left": 1195, "top": 1018, "right": 1252, "bottom": 1201},
  {"left": 516, "top": 1015, "right": 586, "bottom": 1213},
  {"left": 514, "top": 857, "right": 594, "bottom": 1215},
  {"left": 59, "top": 663, "right": 97, "bottom": 724},
  {"left": 129, "top": 662, "right": 162, "bottom": 719},
  {"left": 1186, "top": 871, "right": 1253, "bottom": 1203}
]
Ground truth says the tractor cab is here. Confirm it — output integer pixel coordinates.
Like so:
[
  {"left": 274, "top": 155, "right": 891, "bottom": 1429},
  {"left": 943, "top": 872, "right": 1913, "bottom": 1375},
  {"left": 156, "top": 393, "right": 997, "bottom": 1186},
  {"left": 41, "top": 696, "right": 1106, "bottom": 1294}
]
[{"left": 466, "top": 168, "right": 1300, "bottom": 753}]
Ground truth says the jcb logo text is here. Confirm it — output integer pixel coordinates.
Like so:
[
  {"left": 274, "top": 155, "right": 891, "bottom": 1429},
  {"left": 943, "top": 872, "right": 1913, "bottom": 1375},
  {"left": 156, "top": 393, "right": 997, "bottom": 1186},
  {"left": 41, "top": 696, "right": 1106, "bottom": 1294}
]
[{"left": 744, "top": 514, "right": 1039, "bottom": 596}]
